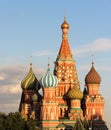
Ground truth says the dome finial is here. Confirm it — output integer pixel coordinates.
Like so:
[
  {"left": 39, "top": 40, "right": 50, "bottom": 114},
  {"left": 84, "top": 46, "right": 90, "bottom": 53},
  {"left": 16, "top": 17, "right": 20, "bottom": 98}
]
[
  {"left": 92, "top": 54, "right": 94, "bottom": 66},
  {"left": 30, "top": 55, "right": 32, "bottom": 68},
  {"left": 61, "top": 17, "right": 69, "bottom": 29},
  {"left": 48, "top": 57, "right": 50, "bottom": 69},
  {"left": 64, "top": 16, "right": 66, "bottom": 21}
]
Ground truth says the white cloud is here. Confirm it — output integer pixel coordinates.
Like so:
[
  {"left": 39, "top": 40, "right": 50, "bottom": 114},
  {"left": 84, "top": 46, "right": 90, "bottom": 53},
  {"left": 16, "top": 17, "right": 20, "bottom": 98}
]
[
  {"left": 0, "top": 64, "right": 45, "bottom": 113},
  {"left": 32, "top": 50, "right": 54, "bottom": 57},
  {"left": 0, "top": 84, "right": 21, "bottom": 94},
  {"left": 73, "top": 38, "right": 111, "bottom": 56},
  {"left": 0, "top": 103, "right": 19, "bottom": 113},
  {"left": 0, "top": 73, "right": 6, "bottom": 80},
  {"left": 0, "top": 102, "right": 19, "bottom": 109}
]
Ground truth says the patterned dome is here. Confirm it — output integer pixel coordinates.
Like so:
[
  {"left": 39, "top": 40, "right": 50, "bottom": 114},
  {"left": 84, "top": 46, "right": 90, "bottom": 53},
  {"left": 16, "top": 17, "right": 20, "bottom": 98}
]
[
  {"left": 21, "top": 63, "right": 40, "bottom": 90},
  {"left": 68, "top": 85, "right": 83, "bottom": 100},
  {"left": 85, "top": 62, "right": 101, "bottom": 84},
  {"left": 61, "top": 17, "right": 69, "bottom": 29},
  {"left": 40, "top": 64, "right": 58, "bottom": 88}
]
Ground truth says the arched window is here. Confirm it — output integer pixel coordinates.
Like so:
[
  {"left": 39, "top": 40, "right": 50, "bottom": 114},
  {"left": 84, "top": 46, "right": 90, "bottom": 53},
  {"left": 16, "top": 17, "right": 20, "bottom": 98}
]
[{"left": 60, "top": 108, "right": 62, "bottom": 116}]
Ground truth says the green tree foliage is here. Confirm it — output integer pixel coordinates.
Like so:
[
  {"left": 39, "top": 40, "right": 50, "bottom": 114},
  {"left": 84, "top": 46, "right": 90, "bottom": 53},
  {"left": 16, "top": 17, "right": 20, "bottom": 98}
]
[
  {"left": 0, "top": 112, "right": 6, "bottom": 130},
  {"left": 26, "top": 118, "right": 40, "bottom": 130},
  {"left": 0, "top": 112, "right": 40, "bottom": 130},
  {"left": 0, "top": 112, "right": 26, "bottom": 130}
]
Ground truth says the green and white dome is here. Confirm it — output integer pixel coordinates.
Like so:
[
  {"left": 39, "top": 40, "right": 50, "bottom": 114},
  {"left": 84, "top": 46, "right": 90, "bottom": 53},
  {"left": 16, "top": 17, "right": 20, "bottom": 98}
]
[{"left": 40, "top": 64, "right": 58, "bottom": 88}]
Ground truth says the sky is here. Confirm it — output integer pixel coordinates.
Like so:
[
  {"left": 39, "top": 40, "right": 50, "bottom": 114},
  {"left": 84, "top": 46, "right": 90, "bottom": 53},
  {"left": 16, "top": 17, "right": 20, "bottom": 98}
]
[{"left": 0, "top": 0, "right": 111, "bottom": 128}]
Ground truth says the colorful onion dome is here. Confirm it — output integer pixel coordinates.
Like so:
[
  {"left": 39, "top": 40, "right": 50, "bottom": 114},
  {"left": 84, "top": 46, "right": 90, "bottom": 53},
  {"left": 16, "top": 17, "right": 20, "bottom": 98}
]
[
  {"left": 85, "top": 62, "right": 101, "bottom": 84},
  {"left": 68, "top": 85, "right": 83, "bottom": 100},
  {"left": 40, "top": 61, "right": 58, "bottom": 87},
  {"left": 21, "top": 63, "right": 39, "bottom": 90},
  {"left": 61, "top": 17, "right": 69, "bottom": 29}
]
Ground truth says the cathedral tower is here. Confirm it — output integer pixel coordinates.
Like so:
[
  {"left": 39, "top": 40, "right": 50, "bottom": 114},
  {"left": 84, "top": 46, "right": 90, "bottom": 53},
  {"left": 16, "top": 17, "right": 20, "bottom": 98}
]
[
  {"left": 40, "top": 60, "right": 58, "bottom": 129},
  {"left": 54, "top": 17, "right": 79, "bottom": 86},
  {"left": 68, "top": 85, "right": 83, "bottom": 121},
  {"left": 54, "top": 18, "right": 80, "bottom": 120},
  {"left": 19, "top": 62, "right": 40, "bottom": 119},
  {"left": 82, "top": 61, "right": 104, "bottom": 120}
]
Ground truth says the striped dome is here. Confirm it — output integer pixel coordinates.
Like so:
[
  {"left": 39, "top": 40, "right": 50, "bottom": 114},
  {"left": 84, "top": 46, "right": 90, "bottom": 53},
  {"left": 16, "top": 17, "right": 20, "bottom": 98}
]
[
  {"left": 85, "top": 62, "right": 101, "bottom": 84},
  {"left": 21, "top": 64, "right": 40, "bottom": 90},
  {"left": 40, "top": 67, "right": 58, "bottom": 88},
  {"left": 68, "top": 86, "right": 83, "bottom": 100}
]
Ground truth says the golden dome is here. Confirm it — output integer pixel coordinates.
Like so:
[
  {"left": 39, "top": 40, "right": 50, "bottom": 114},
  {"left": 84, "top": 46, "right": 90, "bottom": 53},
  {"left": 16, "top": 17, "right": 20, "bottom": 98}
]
[
  {"left": 68, "top": 85, "right": 83, "bottom": 100},
  {"left": 21, "top": 63, "right": 40, "bottom": 90},
  {"left": 85, "top": 62, "right": 101, "bottom": 84},
  {"left": 61, "top": 17, "right": 69, "bottom": 29}
]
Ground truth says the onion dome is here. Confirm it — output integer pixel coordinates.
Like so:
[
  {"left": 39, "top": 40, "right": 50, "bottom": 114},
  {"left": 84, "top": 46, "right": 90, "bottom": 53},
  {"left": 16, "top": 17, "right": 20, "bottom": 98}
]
[
  {"left": 40, "top": 60, "right": 58, "bottom": 87},
  {"left": 21, "top": 63, "right": 39, "bottom": 90},
  {"left": 85, "top": 62, "right": 101, "bottom": 84},
  {"left": 61, "top": 17, "right": 69, "bottom": 29},
  {"left": 68, "top": 85, "right": 83, "bottom": 100}
]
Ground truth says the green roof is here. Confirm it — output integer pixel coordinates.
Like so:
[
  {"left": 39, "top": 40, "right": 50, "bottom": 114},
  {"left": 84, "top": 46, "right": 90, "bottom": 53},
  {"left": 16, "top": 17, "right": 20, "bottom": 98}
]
[{"left": 73, "top": 118, "right": 85, "bottom": 130}]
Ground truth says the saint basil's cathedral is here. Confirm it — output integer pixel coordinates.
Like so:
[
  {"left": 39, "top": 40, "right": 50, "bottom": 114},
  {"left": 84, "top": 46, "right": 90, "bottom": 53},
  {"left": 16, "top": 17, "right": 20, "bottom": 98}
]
[{"left": 19, "top": 18, "right": 108, "bottom": 130}]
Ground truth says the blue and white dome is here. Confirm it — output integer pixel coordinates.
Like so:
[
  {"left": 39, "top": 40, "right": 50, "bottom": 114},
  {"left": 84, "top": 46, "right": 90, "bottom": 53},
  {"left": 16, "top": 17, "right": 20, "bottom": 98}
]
[{"left": 40, "top": 65, "right": 58, "bottom": 87}]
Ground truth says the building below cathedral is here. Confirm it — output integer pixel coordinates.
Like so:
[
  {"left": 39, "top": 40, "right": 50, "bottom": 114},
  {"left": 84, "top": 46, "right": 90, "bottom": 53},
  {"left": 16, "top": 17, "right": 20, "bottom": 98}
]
[{"left": 19, "top": 17, "right": 108, "bottom": 130}]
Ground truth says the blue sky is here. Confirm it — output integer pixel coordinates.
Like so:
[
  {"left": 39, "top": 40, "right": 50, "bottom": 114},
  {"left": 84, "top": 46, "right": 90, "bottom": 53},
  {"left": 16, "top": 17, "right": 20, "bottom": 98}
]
[{"left": 0, "top": 0, "right": 111, "bottom": 128}]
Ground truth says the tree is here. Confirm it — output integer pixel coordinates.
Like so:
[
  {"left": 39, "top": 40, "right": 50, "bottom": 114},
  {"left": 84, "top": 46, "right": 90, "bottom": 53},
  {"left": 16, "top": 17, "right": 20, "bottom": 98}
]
[
  {"left": 26, "top": 118, "right": 40, "bottom": 130},
  {"left": 3, "top": 112, "right": 26, "bottom": 130},
  {"left": 0, "top": 112, "right": 6, "bottom": 130},
  {"left": 0, "top": 111, "right": 40, "bottom": 130}
]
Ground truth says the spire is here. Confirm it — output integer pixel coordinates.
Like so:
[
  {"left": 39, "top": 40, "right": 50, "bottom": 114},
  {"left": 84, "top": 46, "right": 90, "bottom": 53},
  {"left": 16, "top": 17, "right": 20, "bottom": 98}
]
[
  {"left": 92, "top": 54, "right": 94, "bottom": 64},
  {"left": 74, "top": 118, "right": 85, "bottom": 130},
  {"left": 30, "top": 55, "right": 32, "bottom": 68},
  {"left": 61, "top": 17, "right": 69, "bottom": 30},
  {"left": 48, "top": 57, "right": 50, "bottom": 70},
  {"left": 57, "top": 17, "right": 73, "bottom": 61},
  {"left": 54, "top": 17, "right": 79, "bottom": 85},
  {"left": 83, "top": 117, "right": 89, "bottom": 130}
]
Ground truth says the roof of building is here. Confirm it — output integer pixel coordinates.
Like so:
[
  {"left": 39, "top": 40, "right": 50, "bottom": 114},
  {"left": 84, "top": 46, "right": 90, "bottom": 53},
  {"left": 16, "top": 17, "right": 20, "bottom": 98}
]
[
  {"left": 40, "top": 60, "right": 58, "bottom": 87},
  {"left": 68, "top": 85, "right": 83, "bottom": 100},
  {"left": 57, "top": 17, "right": 73, "bottom": 61},
  {"left": 83, "top": 117, "right": 89, "bottom": 129},
  {"left": 56, "top": 123, "right": 73, "bottom": 129},
  {"left": 89, "top": 119, "right": 108, "bottom": 130},
  {"left": 21, "top": 63, "right": 40, "bottom": 90},
  {"left": 61, "top": 17, "right": 69, "bottom": 29},
  {"left": 56, "top": 123, "right": 66, "bottom": 128},
  {"left": 85, "top": 62, "right": 101, "bottom": 84},
  {"left": 74, "top": 118, "right": 85, "bottom": 130}
]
